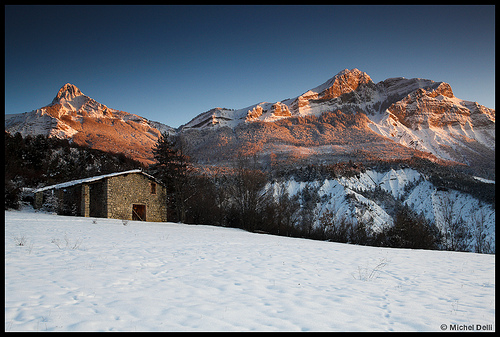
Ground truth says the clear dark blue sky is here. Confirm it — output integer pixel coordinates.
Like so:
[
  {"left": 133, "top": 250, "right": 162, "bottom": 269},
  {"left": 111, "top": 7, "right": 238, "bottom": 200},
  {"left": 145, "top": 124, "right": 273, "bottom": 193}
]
[{"left": 5, "top": 5, "right": 495, "bottom": 128}]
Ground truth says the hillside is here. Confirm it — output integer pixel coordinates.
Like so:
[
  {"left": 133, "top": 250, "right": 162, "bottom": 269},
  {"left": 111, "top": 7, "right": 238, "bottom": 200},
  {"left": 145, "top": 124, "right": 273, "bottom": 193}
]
[
  {"left": 4, "top": 132, "right": 145, "bottom": 210},
  {"left": 265, "top": 167, "right": 495, "bottom": 253},
  {"left": 5, "top": 209, "right": 495, "bottom": 332}
]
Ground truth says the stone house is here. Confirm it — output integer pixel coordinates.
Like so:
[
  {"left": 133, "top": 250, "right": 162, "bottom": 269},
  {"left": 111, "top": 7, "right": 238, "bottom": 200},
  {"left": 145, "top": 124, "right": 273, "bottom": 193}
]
[{"left": 33, "top": 169, "right": 167, "bottom": 222}]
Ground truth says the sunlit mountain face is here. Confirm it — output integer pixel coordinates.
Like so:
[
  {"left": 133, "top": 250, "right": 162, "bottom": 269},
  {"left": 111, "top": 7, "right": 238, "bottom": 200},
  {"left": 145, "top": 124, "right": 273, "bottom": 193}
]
[
  {"left": 4, "top": 69, "right": 495, "bottom": 178},
  {"left": 178, "top": 69, "right": 495, "bottom": 179},
  {"left": 5, "top": 83, "right": 174, "bottom": 165}
]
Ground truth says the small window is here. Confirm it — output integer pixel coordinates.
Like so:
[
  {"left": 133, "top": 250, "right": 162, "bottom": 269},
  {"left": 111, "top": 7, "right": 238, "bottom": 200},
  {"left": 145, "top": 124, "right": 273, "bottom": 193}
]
[{"left": 150, "top": 182, "right": 157, "bottom": 194}]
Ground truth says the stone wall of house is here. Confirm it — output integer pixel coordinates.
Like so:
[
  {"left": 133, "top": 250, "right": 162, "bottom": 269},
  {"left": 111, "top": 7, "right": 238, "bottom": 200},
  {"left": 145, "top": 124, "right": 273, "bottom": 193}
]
[
  {"left": 106, "top": 173, "right": 167, "bottom": 222},
  {"left": 33, "top": 172, "right": 167, "bottom": 222},
  {"left": 89, "top": 181, "right": 107, "bottom": 218},
  {"left": 34, "top": 191, "right": 44, "bottom": 210},
  {"left": 81, "top": 184, "right": 90, "bottom": 217}
]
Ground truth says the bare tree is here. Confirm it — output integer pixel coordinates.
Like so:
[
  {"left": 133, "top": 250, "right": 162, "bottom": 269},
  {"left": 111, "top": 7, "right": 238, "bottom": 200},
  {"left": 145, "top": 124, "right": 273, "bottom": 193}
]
[
  {"left": 439, "top": 194, "right": 471, "bottom": 251},
  {"left": 272, "top": 181, "right": 300, "bottom": 236},
  {"left": 227, "top": 156, "right": 268, "bottom": 232},
  {"left": 471, "top": 207, "right": 493, "bottom": 254}
]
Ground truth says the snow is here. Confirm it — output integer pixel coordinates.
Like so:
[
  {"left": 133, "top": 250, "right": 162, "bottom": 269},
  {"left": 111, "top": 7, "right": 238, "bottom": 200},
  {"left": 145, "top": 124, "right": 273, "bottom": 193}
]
[
  {"left": 32, "top": 169, "right": 151, "bottom": 193},
  {"left": 5, "top": 208, "right": 495, "bottom": 332},
  {"left": 338, "top": 168, "right": 421, "bottom": 199},
  {"left": 266, "top": 168, "right": 495, "bottom": 250},
  {"left": 474, "top": 176, "right": 495, "bottom": 184}
]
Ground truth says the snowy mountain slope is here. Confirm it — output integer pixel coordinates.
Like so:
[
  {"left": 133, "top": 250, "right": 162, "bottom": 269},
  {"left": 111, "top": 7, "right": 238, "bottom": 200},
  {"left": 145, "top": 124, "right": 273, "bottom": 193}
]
[
  {"left": 178, "top": 109, "right": 429, "bottom": 167},
  {"left": 266, "top": 168, "right": 495, "bottom": 252},
  {"left": 5, "top": 209, "right": 495, "bottom": 332},
  {"left": 5, "top": 84, "right": 174, "bottom": 165},
  {"left": 368, "top": 84, "right": 495, "bottom": 163},
  {"left": 180, "top": 69, "right": 494, "bottom": 177}
]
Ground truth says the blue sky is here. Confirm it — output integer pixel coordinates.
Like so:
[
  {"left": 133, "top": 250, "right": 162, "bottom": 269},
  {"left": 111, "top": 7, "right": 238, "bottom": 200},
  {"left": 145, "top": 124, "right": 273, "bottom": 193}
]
[{"left": 5, "top": 5, "right": 495, "bottom": 128}]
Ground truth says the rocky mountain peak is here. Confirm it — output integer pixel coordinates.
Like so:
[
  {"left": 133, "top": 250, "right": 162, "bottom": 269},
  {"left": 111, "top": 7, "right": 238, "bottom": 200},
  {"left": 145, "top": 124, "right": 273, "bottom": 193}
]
[
  {"left": 51, "top": 83, "right": 84, "bottom": 105},
  {"left": 335, "top": 68, "right": 372, "bottom": 82},
  {"left": 309, "top": 68, "right": 374, "bottom": 100},
  {"left": 5, "top": 82, "right": 174, "bottom": 165},
  {"left": 428, "top": 82, "right": 454, "bottom": 98}
]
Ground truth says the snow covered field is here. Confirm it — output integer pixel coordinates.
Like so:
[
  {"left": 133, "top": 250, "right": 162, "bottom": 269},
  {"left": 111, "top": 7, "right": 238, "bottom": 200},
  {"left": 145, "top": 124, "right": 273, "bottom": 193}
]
[{"left": 5, "top": 208, "right": 495, "bottom": 332}]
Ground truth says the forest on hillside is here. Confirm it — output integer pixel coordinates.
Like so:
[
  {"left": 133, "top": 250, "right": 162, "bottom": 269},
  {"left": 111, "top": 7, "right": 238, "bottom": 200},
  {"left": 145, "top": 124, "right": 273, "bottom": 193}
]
[{"left": 4, "top": 131, "right": 145, "bottom": 209}]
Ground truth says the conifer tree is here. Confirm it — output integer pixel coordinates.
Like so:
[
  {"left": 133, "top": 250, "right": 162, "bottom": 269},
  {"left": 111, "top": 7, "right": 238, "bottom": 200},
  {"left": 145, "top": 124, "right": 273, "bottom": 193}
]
[{"left": 150, "top": 132, "right": 191, "bottom": 222}]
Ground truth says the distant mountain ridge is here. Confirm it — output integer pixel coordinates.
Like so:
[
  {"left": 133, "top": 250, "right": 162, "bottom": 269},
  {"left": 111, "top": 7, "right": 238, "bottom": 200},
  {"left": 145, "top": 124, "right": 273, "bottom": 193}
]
[
  {"left": 5, "top": 83, "right": 174, "bottom": 165},
  {"left": 5, "top": 69, "right": 495, "bottom": 177},
  {"left": 178, "top": 69, "right": 495, "bottom": 178}
]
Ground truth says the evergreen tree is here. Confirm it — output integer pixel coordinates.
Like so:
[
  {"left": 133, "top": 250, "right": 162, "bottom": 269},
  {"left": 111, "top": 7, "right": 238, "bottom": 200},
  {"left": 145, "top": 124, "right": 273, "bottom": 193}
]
[
  {"left": 385, "top": 204, "right": 441, "bottom": 250},
  {"left": 149, "top": 132, "right": 191, "bottom": 222}
]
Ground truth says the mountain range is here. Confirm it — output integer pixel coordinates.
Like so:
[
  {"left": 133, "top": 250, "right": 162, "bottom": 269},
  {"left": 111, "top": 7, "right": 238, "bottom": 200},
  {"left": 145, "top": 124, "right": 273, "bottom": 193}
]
[{"left": 4, "top": 69, "right": 495, "bottom": 178}]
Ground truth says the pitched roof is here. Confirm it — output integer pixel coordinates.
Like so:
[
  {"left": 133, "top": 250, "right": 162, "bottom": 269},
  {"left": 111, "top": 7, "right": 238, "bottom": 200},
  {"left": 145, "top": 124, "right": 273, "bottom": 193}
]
[{"left": 33, "top": 169, "right": 162, "bottom": 193}]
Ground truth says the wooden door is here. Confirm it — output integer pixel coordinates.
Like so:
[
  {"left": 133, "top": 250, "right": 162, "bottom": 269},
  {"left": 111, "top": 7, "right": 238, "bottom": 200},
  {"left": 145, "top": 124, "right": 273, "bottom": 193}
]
[{"left": 132, "top": 204, "right": 146, "bottom": 221}]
